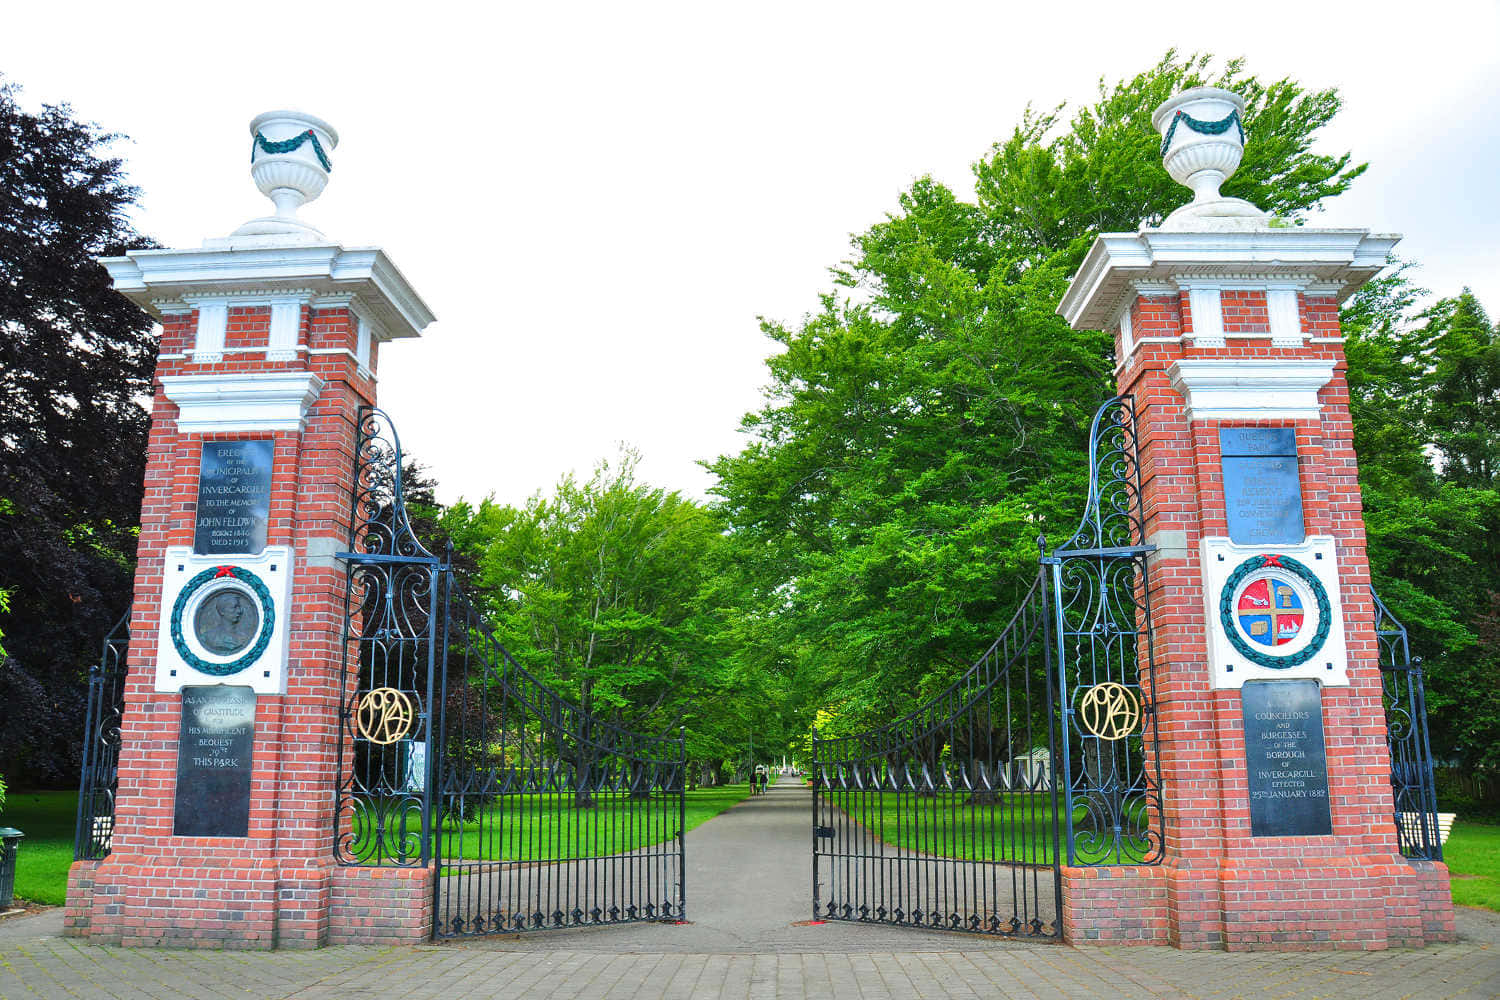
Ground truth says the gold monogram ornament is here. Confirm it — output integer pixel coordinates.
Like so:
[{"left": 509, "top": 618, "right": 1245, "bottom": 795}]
[
  {"left": 1077, "top": 682, "right": 1142, "bottom": 741},
  {"left": 356, "top": 687, "right": 415, "bottom": 745}
]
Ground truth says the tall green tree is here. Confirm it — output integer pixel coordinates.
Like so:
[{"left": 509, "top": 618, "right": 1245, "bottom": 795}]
[
  {"left": 712, "top": 53, "right": 1367, "bottom": 734},
  {"left": 443, "top": 450, "right": 747, "bottom": 795},
  {"left": 0, "top": 80, "right": 156, "bottom": 784},
  {"left": 1341, "top": 275, "right": 1500, "bottom": 766},
  {"left": 1420, "top": 290, "right": 1500, "bottom": 488}
]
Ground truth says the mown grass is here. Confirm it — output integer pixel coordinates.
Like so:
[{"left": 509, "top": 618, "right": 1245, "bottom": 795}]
[
  {"left": 1446, "top": 821, "right": 1500, "bottom": 912},
  {"left": 2, "top": 789, "right": 77, "bottom": 906},
  {"left": 3, "top": 784, "right": 755, "bottom": 904},
  {"left": 424, "top": 783, "right": 753, "bottom": 863},
  {"left": 824, "top": 789, "right": 1067, "bottom": 864}
]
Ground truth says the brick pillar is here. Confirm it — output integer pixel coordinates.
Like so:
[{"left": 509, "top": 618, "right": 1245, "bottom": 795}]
[
  {"left": 1053, "top": 87, "right": 1454, "bottom": 950},
  {"left": 63, "top": 111, "right": 435, "bottom": 949}
]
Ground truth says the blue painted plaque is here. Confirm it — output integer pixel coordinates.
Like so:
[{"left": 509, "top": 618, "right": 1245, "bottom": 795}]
[
  {"left": 1220, "top": 428, "right": 1304, "bottom": 545},
  {"left": 1241, "top": 680, "right": 1332, "bottom": 837}
]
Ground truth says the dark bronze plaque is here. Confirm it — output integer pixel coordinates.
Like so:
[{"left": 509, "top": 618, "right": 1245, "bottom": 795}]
[
  {"left": 192, "top": 588, "right": 260, "bottom": 656},
  {"left": 174, "top": 685, "right": 255, "bottom": 837},
  {"left": 193, "top": 440, "right": 273, "bottom": 555},
  {"left": 1220, "top": 428, "right": 1304, "bottom": 546},
  {"left": 1241, "top": 679, "right": 1332, "bottom": 837}
]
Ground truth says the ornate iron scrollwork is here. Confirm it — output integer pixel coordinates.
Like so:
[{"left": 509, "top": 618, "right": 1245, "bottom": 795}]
[
  {"left": 1373, "top": 588, "right": 1443, "bottom": 861},
  {"left": 1045, "top": 395, "right": 1163, "bottom": 867}
]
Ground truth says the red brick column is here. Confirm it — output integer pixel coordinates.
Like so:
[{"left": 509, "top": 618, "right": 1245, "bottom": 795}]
[
  {"left": 1057, "top": 287, "right": 1456, "bottom": 950},
  {"left": 63, "top": 300, "right": 432, "bottom": 948}
]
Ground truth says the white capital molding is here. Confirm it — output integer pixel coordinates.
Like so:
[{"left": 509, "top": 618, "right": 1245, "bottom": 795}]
[
  {"left": 1168, "top": 359, "right": 1336, "bottom": 422},
  {"left": 1057, "top": 228, "right": 1399, "bottom": 331},
  {"left": 99, "top": 242, "right": 435, "bottom": 342},
  {"left": 160, "top": 371, "right": 326, "bottom": 434}
]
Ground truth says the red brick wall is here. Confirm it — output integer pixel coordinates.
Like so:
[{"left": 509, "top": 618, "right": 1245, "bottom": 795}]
[
  {"left": 1063, "top": 288, "right": 1456, "bottom": 950},
  {"left": 327, "top": 866, "right": 435, "bottom": 946}
]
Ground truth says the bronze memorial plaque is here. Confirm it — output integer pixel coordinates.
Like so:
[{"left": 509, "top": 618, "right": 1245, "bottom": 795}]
[
  {"left": 194, "top": 440, "right": 273, "bottom": 555},
  {"left": 174, "top": 685, "right": 256, "bottom": 837},
  {"left": 192, "top": 589, "right": 261, "bottom": 657},
  {"left": 1219, "top": 428, "right": 1304, "bottom": 546},
  {"left": 1241, "top": 679, "right": 1332, "bottom": 837}
]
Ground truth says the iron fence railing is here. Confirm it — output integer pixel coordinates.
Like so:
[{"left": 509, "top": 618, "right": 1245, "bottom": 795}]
[
  {"left": 811, "top": 570, "right": 1062, "bottom": 937},
  {"left": 1373, "top": 588, "right": 1442, "bottom": 861},
  {"left": 334, "top": 406, "right": 686, "bottom": 940},
  {"left": 74, "top": 610, "right": 130, "bottom": 861}
]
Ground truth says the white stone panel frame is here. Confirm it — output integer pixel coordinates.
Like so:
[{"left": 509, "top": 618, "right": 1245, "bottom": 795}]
[
  {"left": 1200, "top": 535, "right": 1349, "bottom": 689},
  {"left": 155, "top": 546, "right": 294, "bottom": 694}
]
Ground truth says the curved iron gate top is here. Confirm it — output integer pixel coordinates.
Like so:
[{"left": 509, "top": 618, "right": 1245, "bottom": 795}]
[{"left": 334, "top": 407, "right": 686, "bottom": 938}]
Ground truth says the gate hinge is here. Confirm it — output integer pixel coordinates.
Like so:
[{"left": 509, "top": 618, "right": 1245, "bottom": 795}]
[{"left": 815, "top": 825, "right": 835, "bottom": 839}]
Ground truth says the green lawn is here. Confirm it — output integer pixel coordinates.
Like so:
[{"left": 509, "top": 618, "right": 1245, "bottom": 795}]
[
  {"left": 823, "top": 789, "right": 1066, "bottom": 864},
  {"left": 3, "top": 784, "right": 754, "bottom": 905},
  {"left": 2, "top": 789, "right": 78, "bottom": 906},
  {"left": 1445, "top": 821, "right": 1500, "bottom": 911},
  {"left": 428, "top": 783, "right": 753, "bottom": 863}
]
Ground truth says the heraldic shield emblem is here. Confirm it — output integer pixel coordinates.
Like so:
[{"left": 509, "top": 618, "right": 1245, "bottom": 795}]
[
  {"left": 1218, "top": 553, "right": 1332, "bottom": 668},
  {"left": 1237, "top": 575, "right": 1303, "bottom": 647}
]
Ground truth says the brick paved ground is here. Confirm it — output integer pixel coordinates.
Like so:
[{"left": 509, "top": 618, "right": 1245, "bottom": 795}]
[{"left": 5, "top": 784, "right": 1497, "bottom": 998}]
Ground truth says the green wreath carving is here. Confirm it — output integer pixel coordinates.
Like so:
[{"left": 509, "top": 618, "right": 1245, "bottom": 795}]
[
  {"left": 251, "top": 130, "right": 333, "bottom": 171},
  {"left": 1218, "top": 554, "right": 1332, "bottom": 669},
  {"left": 170, "top": 565, "right": 275, "bottom": 677},
  {"left": 1160, "top": 108, "right": 1246, "bottom": 158}
]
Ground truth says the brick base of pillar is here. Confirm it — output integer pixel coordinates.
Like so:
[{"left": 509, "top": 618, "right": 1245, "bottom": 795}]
[
  {"left": 327, "top": 865, "right": 435, "bottom": 946},
  {"left": 1061, "top": 858, "right": 1456, "bottom": 950},
  {"left": 64, "top": 858, "right": 436, "bottom": 948}
]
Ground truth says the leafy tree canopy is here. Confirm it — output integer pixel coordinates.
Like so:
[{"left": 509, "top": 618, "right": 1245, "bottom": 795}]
[
  {"left": 0, "top": 80, "right": 156, "bottom": 784},
  {"left": 710, "top": 53, "right": 1369, "bottom": 737}
]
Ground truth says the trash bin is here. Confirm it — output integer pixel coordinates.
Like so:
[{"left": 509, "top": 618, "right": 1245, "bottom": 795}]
[{"left": 0, "top": 827, "right": 23, "bottom": 909}]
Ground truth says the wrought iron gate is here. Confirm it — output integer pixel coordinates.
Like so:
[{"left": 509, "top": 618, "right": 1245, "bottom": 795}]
[
  {"left": 334, "top": 407, "right": 686, "bottom": 939},
  {"left": 73, "top": 611, "right": 131, "bottom": 861},
  {"left": 1373, "top": 589, "right": 1443, "bottom": 860},
  {"left": 812, "top": 574, "right": 1062, "bottom": 935},
  {"left": 811, "top": 396, "right": 1161, "bottom": 938}
]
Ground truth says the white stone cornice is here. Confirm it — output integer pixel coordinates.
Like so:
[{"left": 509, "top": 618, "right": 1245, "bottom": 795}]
[
  {"left": 159, "top": 371, "right": 326, "bottom": 434},
  {"left": 1058, "top": 228, "right": 1400, "bottom": 331},
  {"left": 99, "top": 242, "right": 434, "bottom": 341},
  {"left": 1168, "top": 359, "right": 1337, "bottom": 422}
]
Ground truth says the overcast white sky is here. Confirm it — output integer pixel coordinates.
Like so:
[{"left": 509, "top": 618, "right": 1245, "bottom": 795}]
[{"left": 5, "top": 2, "right": 1498, "bottom": 506}]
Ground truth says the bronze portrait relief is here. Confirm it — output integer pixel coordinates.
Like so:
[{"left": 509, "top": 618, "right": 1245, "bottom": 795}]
[{"left": 193, "top": 587, "right": 261, "bottom": 656}]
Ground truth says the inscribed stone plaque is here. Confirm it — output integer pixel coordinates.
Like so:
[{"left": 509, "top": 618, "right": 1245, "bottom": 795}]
[
  {"left": 173, "top": 685, "right": 255, "bottom": 837},
  {"left": 1241, "top": 679, "right": 1332, "bottom": 837},
  {"left": 1220, "top": 428, "right": 1304, "bottom": 546},
  {"left": 193, "top": 440, "right": 273, "bottom": 555}
]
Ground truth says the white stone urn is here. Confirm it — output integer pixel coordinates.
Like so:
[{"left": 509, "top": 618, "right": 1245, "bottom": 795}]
[
  {"left": 1152, "top": 87, "right": 1265, "bottom": 228},
  {"left": 232, "top": 110, "right": 339, "bottom": 238}
]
